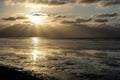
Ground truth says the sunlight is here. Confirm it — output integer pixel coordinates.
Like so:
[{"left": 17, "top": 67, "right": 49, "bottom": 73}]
[
  {"left": 31, "top": 37, "right": 46, "bottom": 62},
  {"left": 31, "top": 50, "right": 38, "bottom": 62},
  {"left": 31, "top": 49, "right": 47, "bottom": 63},
  {"left": 28, "top": 16, "right": 42, "bottom": 24},
  {"left": 31, "top": 37, "right": 39, "bottom": 62},
  {"left": 32, "top": 37, "right": 39, "bottom": 45},
  {"left": 27, "top": 12, "right": 48, "bottom": 25}
]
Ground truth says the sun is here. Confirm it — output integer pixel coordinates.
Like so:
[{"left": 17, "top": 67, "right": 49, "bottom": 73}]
[
  {"left": 27, "top": 12, "right": 48, "bottom": 24},
  {"left": 29, "top": 16, "right": 41, "bottom": 24}
]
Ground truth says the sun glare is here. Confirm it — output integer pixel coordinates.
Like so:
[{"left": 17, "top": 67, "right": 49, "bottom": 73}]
[
  {"left": 27, "top": 12, "right": 48, "bottom": 24},
  {"left": 32, "top": 37, "right": 39, "bottom": 46},
  {"left": 31, "top": 50, "right": 38, "bottom": 62}
]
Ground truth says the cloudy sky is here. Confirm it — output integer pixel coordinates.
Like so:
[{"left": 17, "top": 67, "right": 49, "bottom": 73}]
[{"left": 0, "top": 0, "right": 120, "bottom": 38}]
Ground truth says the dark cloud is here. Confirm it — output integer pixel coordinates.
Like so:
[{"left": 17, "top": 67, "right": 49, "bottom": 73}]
[
  {"left": 61, "top": 18, "right": 91, "bottom": 24},
  {"left": 94, "top": 19, "right": 108, "bottom": 23},
  {"left": 28, "top": 0, "right": 75, "bottom": 5},
  {"left": 31, "top": 12, "right": 47, "bottom": 16},
  {"left": 67, "top": 23, "right": 120, "bottom": 38},
  {"left": 94, "top": 13, "right": 119, "bottom": 18},
  {"left": 2, "top": 17, "right": 16, "bottom": 21},
  {"left": 0, "top": 23, "right": 120, "bottom": 38},
  {"left": 15, "top": 16, "right": 27, "bottom": 19},
  {"left": 5, "top": 0, "right": 120, "bottom": 7},
  {"left": 29, "top": 0, "right": 98, "bottom": 6},
  {"left": 61, "top": 12, "right": 120, "bottom": 24},
  {"left": 28, "top": 0, "right": 100, "bottom": 5},
  {"left": 79, "top": 0, "right": 120, "bottom": 6},
  {"left": 61, "top": 14, "right": 120, "bottom": 38},
  {"left": 53, "top": 15, "right": 67, "bottom": 21},
  {"left": 76, "top": 18, "right": 91, "bottom": 23},
  {"left": 100, "top": 0, "right": 120, "bottom": 6},
  {"left": 56, "top": 15, "right": 66, "bottom": 18},
  {"left": 2, "top": 16, "right": 27, "bottom": 21},
  {"left": 61, "top": 20, "right": 76, "bottom": 24},
  {"left": 46, "top": 0, "right": 66, "bottom": 5},
  {"left": 79, "top": 0, "right": 101, "bottom": 3}
]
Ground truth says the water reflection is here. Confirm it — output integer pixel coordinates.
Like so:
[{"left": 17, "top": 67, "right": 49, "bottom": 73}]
[
  {"left": 31, "top": 37, "right": 39, "bottom": 63},
  {"left": 30, "top": 37, "right": 46, "bottom": 63},
  {"left": 31, "top": 50, "right": 38, "bottom": 62},
  {"left": 32, "top": 37, "right": 39, "bottom": 46}
]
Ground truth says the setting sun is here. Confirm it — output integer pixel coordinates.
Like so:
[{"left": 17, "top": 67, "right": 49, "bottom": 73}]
[{"left": 27, "top": 12, "right": 48, "bottom": 24}]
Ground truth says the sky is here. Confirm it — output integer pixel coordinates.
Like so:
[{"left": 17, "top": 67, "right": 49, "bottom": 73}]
[{"left": 0, "top": 0, "right": 120, "bottom": 38}]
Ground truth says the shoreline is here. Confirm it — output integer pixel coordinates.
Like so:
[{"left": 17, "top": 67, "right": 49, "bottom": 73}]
[
  {"left": 0, "top": 64, "right": 120, "bottom": 80},
  {"left": 0, "top": 65, "right": 57, "bottom": 80}
]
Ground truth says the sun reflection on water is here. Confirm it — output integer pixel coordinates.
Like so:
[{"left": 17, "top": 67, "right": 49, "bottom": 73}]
[
  {"left": 30, "top": 49, "right": 47, "bottom": 63},
  {"left": 31, "top": 37, "right": 39, "bottom": 62},
  {"left": 32, "top": 37, "right": 39, "bottom": 46},
  {"left": 30, "top": 37, "right": 46, "bottom": 63},
  {"left": 31, "top": 50, "right": 38, "bottom": 62}
]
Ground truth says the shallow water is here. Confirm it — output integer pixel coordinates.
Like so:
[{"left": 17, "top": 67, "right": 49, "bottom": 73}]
[{"left": 0, "top": 37, "right": 120, "bottom": 80}]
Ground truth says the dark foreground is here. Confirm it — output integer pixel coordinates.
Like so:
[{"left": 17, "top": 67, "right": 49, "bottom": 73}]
[
  {"left": 0, "top": 65, "right": 120, "bottom": 80},
  {"left": 0, "top": 65, "right": 57, "bottom": 80}
]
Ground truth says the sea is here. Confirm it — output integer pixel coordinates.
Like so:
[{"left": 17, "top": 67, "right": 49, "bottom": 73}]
[{"left": 0, "top": 37, "right": 120, "bottom": 80}]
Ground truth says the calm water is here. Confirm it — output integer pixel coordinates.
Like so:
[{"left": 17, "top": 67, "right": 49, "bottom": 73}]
[{"left": 0, "top": 38, "right": 120, "bottom": 80}]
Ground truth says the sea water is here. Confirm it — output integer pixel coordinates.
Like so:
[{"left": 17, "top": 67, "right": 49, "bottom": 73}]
[{"left": 0, "top": 37, "right": 120, "bottom": 80}]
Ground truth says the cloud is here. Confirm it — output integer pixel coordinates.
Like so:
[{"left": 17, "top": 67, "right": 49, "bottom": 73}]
[
  {"left": 79, "top": 0, "right": 101, "bottom": 3},
  {"left": 61, "top": 18, "right": 109, "bottom": 24},
  {"left": 79, "top": 0, "right": 120, "bottom": 7},
  {"left": 15, "top": 16, "right": 27, "bottom": 19},
  {"left": 0, "top": 22, "right": 120, "bottom": 38},
  {"left": 61, "top": 20, "right": 76, "bottom": 24},
  {"left": 29, "top": 0, "right": 66, "bottom": 5},
  {"left": 28, "top": 0, "right": 77, "bottom": 5},
  {"left": 2, "top": 17, "right": 16, "bottom": 21},
  {"left": 61, "top": 18, "right": 92, "bottom": 24},
  {"left": 94, "top": 13, "right": 119, "bottom": 18},
  {"left": 94, "top": 19, "right": 108, "bottom": 23},
  {"left": 2, "top": 16, "right": 27, "bottom": 21},
  {"left": 66, "top": 23, "right": 120, "bottom": 38},
  {"left": 30, "top": 12, "right": 48, "bottom": 16},
  {"left": 52, "top": 15, "right": 67, "bottom": 21},
  {"left": 1, "top": 13, "right": 65, "bottom": 24},
  {"left": 55, "top": 15, "right": 66, "bottom": 18},
  {"left": 60, "top": 11, "right": 120, "bottom": 24},
  {"left": 4, "top": 0, "right": 120, "bottom": 7},
  {"left": 4, "top": 0, "right": 76, "bottom": 6},
  {"left": 99, "top": 0, "right": 120, "bottom": 7},
  {"left": 76, "top": 18, "right": 91, "bottom": 23},
  {"left": 91, "top": 12, "right": 120, "bottom": 23}
]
